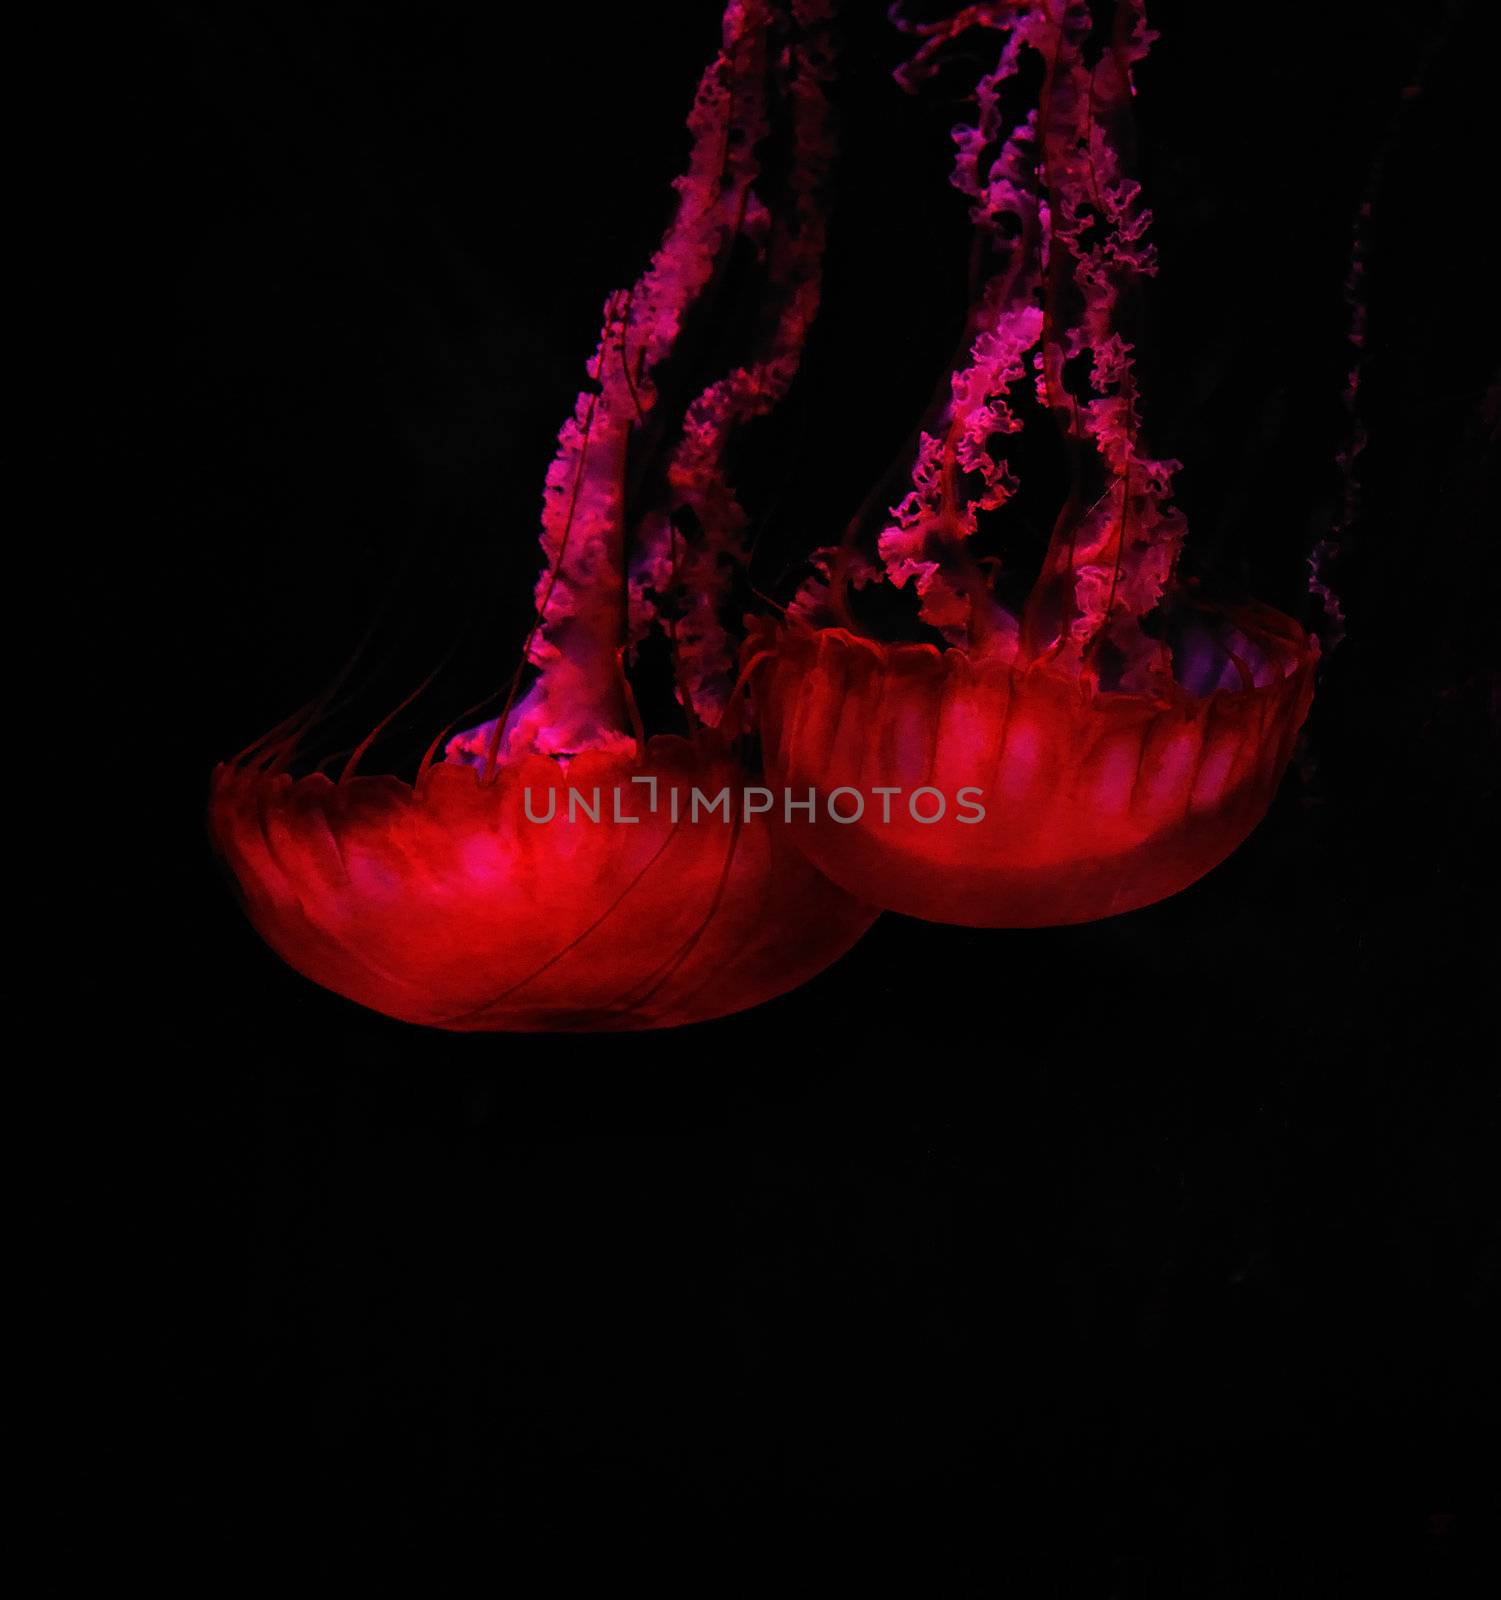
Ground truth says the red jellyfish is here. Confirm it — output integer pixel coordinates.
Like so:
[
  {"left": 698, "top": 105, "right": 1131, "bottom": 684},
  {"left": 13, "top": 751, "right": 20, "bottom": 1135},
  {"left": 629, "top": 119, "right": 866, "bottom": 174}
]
[
  {"left": 749, "top": 0, "right": 1319, "bottom": 927},
  {"left": 210, "top": 1, "right": 875, "bottom": 1031}
]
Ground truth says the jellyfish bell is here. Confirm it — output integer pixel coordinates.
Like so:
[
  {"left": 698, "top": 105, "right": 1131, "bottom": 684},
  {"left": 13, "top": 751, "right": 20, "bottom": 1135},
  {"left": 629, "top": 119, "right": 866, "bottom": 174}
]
[
  {"left": 750, "top": 599, "right": 1315, "bottom": 928},
  {"left": 210, "top": 734, "right": 872, "bottom": 1032},
  {"left": 209, "top": 0, "right": 875, "bottom": 1031},
  {"left": 749, "top": 0, "right": 1321, "bottom": 928}
]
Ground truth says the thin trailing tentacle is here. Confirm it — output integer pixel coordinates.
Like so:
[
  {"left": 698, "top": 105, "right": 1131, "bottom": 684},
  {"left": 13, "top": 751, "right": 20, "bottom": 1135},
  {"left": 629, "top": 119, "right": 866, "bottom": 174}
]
[{"left": 1310, "top": 5, "right": 1457, "bottom": 651}]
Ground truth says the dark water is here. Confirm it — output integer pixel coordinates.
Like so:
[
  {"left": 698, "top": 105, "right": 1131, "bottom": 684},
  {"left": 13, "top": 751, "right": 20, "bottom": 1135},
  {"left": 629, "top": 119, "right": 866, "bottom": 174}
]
[{"left": 96, "top": 1, "right": 1495, "bottom": 1589}]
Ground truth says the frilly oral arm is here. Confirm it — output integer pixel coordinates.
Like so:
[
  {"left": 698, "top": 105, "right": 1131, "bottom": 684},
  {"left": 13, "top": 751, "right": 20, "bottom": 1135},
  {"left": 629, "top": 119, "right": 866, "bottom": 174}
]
[
  {"left": 498, "top": 2, "right": 780, "bottom": 759},
  {"left": 1020, "top": 0, "right": 1183, "bottom": 681},
  {"left": 629, "top": 0, "right": 838, "bottom": 731},
  {"left": 876, "top": 4, "right": 1053, "bottom": 656}
]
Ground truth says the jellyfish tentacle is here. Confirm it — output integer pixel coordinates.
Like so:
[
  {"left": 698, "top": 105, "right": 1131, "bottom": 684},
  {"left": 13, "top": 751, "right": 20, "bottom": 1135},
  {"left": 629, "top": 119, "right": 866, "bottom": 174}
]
[
  {"left": 1309, "top": 11, "right": 1451, "bottom": 651},
  {"left": 339, "top": 651, "right": 455, "bottom": 783}
]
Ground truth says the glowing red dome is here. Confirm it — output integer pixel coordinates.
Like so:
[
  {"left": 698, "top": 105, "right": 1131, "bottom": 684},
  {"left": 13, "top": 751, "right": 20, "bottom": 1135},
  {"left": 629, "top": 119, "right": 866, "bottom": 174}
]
[
  {"left": 211, "top": 737, "right": 874, "bottom": 1030},
  {"left": 750, "top": 606, "right": 1315, "bottom": 927}
]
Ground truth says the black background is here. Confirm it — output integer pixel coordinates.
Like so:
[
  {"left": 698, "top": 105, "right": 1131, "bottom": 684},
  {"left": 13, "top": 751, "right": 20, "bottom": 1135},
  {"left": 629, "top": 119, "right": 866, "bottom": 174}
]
[{"left": 105, "top": 0, "right": 1495, "bottom": 1589}]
